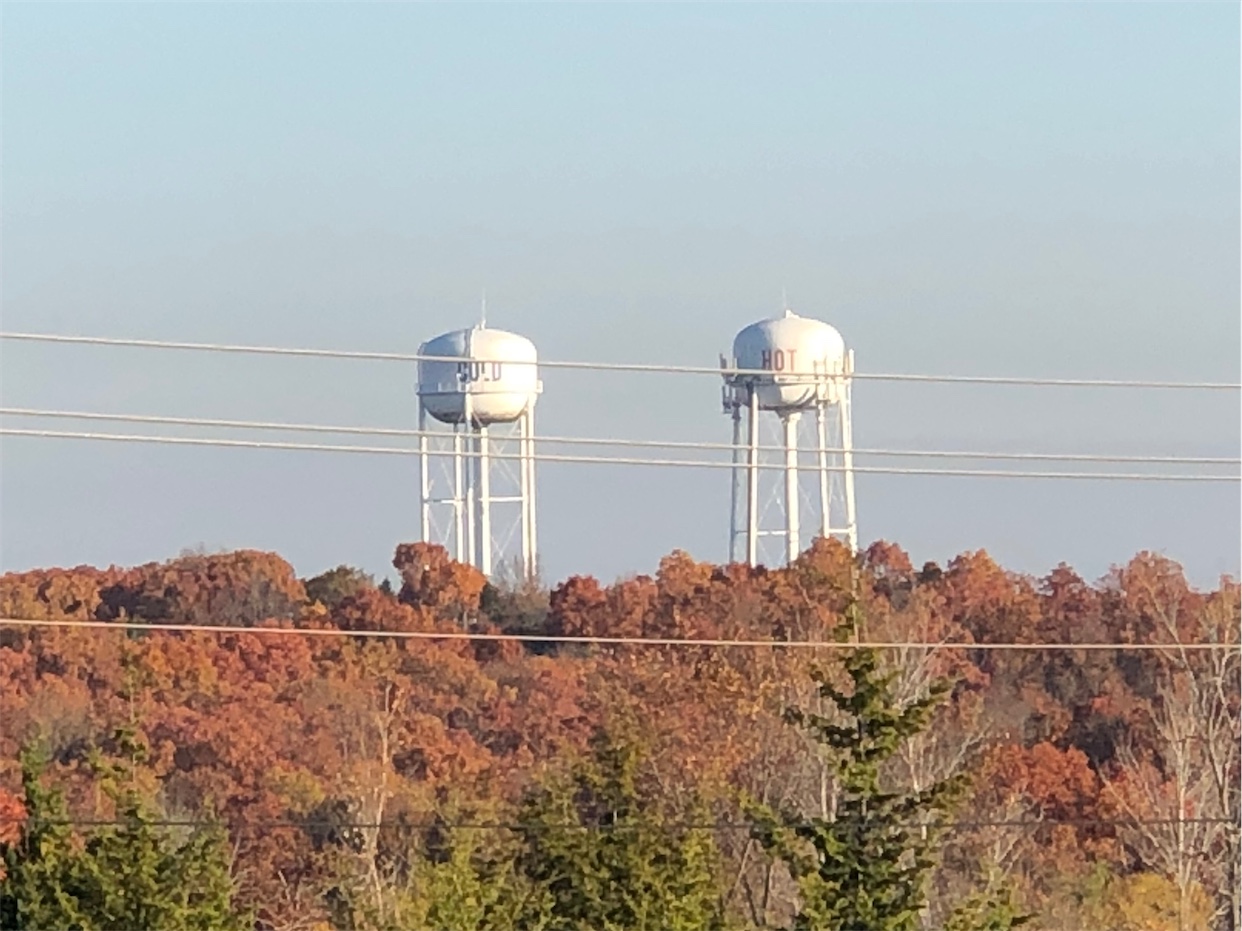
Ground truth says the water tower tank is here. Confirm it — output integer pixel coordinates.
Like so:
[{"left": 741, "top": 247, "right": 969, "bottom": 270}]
[
  {"left": 417, "top": 325, "right": 540, "bottom": 425},
  {"left": 732, "top": 310, "right": 847, "bottom": 411}
]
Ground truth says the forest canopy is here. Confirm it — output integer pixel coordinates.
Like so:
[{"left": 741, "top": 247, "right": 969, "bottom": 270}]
[{"left": 0, "top": 540, "right": 1237, "bottom": 931}]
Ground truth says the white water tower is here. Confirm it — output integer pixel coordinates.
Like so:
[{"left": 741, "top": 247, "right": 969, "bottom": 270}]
[
  {"left": 721, "top": 308, "right": 857, "bottom": 566},
  {"left": 417, "top": 323, "right": 541, "bottom": 578}
]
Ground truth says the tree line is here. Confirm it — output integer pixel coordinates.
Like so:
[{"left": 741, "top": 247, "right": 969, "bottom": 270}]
[{"left": 0, "top": 539, "right": 1237, "bottom": 930}]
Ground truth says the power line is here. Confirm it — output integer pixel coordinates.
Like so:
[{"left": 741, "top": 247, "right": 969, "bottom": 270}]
[
  {"left": 6, "top": 816, "right": 1236, "bottom": 831},
  {"left": 3, "top": 617, "right": 1237, "bottom": 651},
  {"left": 4, "top": 407, "right": 1237, "bottom": 467},
  {"left": 3, "top": 428, "right": 1236, "bottom": 483},
  {"left": 3, "top": 331, "right": 1239, "bottom": 390}
]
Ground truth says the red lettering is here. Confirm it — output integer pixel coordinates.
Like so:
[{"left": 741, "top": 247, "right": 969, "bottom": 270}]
[
  {"left": 761, "top": 349, "right": 772, "bottom": 370},
  {"left": 787, "top": 349, "right": 796, "bottom": 371},
  {"left": 774, "top": 349, "right": 785, "bottom": 371}
]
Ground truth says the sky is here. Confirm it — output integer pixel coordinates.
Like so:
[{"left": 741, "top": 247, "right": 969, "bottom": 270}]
[{"left": 2, "top": 3, "right": 1239, "bottom": 590}]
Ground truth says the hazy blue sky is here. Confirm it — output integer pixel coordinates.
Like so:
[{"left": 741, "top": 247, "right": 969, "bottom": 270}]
[{"left": 2, "top": 3, "right": 1238, "bottom": 589}]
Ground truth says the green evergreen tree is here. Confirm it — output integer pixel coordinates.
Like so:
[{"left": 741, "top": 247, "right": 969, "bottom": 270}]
[
  {"left": 943, "top": 882, "right": 1031, "bottom": 931},
  {"left": 751, "top": 604, "right": 1027, "bottom": 931},
  {"left": 326, "top": 799, "right": 546, "bottom": 931},
  {"left": 515, "top": 728, "right": 727, "bottom": 931},
  {"left": 0, "top": 741, "right": 248, "bottom": 931},
  {"left": 404, "top": 822, "right": 546, "bottom": 931},
  {"left": 304, "top": 565, "right": 376, "bottom": 610}
]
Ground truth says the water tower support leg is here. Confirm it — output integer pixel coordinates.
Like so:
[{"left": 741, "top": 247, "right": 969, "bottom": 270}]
[
  {"left": 525, "top": 405, "right": 538, "bottom": 580},
  {"left": 784, "top": 413, "right": 801, "bottom": 565},
  {"left": 815, "top": 402, "right": 830, "bottom": 541},
  {"left": 729, "top": 403, "right": 741, "bottom": 563},
  {"left": 465, "top": 430, "right": 477, "bottom": 572},
  {"left": 453, "top": 425, "right": 466, "bottom": 563},
  {"left": 519, "top": 410, "right": 532, "bottom": 578},
  {"left": 478, "top": 425, "right": 491, "bottom": 576},
  {"left": 841, "top": 370, "right": 857, "bottom": 555},
  {"left": 463, "top": 393, "right": 478, "bottom": 570},
  {"left": 746, "top": 387, "right": 759, "bottom": 567},
  {"left": 418, "top": 406, "right": 430, "bottom": 543}
]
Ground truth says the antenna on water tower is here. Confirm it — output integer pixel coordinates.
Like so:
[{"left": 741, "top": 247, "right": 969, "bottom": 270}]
[{"left": 721, "top": 306, "right": 857, "bottom": 567}]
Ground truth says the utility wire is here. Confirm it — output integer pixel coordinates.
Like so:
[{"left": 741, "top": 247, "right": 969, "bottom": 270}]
[
  {"left": 5, "top": 816, "right": 1236, "bottom": 831},
  {"left": 3, "top": 617, "right": 1238, "bottom": 651},
  {"left": 3, "top": 331, "right": 1239, "bottom": 390},
  {"left": 3, "top": 428, "right": 1236, "bottom": 483},
  {"left": 3, "top": 407, "right": 1237, "bottom": 467}
]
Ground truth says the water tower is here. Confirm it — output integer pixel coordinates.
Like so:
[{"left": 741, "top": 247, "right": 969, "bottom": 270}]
[
  {"left": 721, "top": 308, "right": 857, "bottom": 566},
  {"left": 417, "top": 324, "right": 541, "bottom": 578}
]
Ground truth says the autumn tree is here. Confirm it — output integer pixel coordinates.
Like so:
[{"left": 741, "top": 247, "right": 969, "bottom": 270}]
[
  {"left": 96, "top": 549, "right": 306, "bottom": 627},
  {"left": 0, "top": 566, "right": 124, "bottom": 622},
  {"left": 960, "top": 742, "right": 1116, "bottom": 930},
  {"left": 392, "top": 542, "right": 487, "bottom": 625},
  {"left": 1087, "top": 871, "right": 1216, "bottom": 931},
  {"left": 1102, "top": 557, "right": 1241, "bottom": 931}
]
